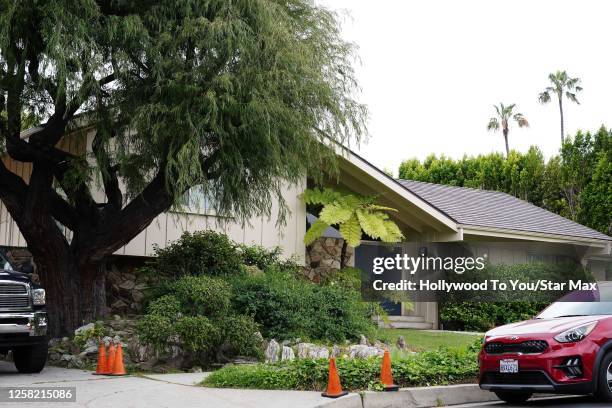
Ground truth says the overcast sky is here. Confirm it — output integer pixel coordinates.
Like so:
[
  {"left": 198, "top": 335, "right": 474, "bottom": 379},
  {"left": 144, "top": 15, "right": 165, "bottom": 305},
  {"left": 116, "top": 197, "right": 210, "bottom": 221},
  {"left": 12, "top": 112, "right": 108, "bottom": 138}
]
[{"left": 317, "top": 0, "right": 612, "bottom": 175}]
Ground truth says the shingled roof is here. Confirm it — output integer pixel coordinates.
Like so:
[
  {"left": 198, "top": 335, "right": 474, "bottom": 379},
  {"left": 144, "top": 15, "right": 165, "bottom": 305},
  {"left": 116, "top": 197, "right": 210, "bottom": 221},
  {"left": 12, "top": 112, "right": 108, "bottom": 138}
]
[{"left": 397, "top": 179, "right": 611, "bottom": 242}]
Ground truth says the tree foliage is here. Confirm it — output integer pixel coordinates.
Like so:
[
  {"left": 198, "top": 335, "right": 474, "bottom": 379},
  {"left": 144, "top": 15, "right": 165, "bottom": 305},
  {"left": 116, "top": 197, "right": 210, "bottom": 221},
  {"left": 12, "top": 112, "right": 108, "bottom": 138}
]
[
  {"left": 0, "top": 0, "right": 366, "bottom": 334},
  {"left": 301, "top": 188, "right": 404, "bottom": 247},
  {"left": 538, "top": 70, "right": 582, "bottom": 144},
  {"left": 398, "top": 128, "right": 611, "bottom": 234},
  {"left": 486, "top": 103, "right": 529, "bottom": 158}
]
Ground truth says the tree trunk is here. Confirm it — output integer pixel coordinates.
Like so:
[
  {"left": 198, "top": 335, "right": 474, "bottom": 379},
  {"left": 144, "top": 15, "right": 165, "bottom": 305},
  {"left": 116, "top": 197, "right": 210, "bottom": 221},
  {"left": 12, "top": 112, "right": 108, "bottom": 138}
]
[
  {"left": 503, "top": 128, "right": 510, "bottom": 158},
  {"left": 79, "top": 259, "right": 108, "bottom": 324},
  {"left": 559, "top": 96, "right": 565, "bottom": 145},
  {"left": 340, "top": 240, "right": 348, "bottom": 269},
  {"left": 35, "top": 253, "right": 107, "bottom": 336}
]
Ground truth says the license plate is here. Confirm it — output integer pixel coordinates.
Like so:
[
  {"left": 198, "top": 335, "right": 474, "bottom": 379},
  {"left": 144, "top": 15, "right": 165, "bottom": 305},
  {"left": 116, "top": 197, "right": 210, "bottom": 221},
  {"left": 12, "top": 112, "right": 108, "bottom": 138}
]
[{"left": 499, "top": 359, "right": 519, "bottom": 373}]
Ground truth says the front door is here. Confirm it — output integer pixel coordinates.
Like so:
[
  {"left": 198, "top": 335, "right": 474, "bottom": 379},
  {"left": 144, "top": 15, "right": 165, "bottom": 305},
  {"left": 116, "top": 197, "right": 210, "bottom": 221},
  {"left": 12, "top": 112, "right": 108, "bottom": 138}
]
[{"left": 354, "top": 242, "right": 404, "bottom": 316}]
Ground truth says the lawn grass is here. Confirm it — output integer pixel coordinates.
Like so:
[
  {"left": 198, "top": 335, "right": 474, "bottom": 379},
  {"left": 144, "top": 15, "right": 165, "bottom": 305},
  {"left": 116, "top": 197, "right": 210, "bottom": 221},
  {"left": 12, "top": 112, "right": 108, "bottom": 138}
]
[{"left": 375, "top": 328, "right": 482, "bottom": 352}]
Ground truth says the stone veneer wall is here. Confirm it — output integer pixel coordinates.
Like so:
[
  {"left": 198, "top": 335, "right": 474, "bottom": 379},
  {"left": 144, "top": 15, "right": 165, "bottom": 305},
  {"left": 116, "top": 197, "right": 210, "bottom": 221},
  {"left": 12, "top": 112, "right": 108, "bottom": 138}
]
[
  {"left": 303, "top": 237, "right": 354, "bottom": 282},
  {"left": 106, "top": 256, "right": 149, "bottom": 315}
]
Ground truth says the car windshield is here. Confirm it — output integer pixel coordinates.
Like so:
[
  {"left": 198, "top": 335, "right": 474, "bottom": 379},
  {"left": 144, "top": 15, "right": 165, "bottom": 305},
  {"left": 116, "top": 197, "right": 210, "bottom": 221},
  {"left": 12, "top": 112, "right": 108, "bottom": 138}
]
[
  {"left": 537, "top": 284, "right": 612, "bottom": 318},
  {"left": 0, "top": 253, "right": 12, "bottom": 271},
  {"left": 537, "top": 302, "right": 612, "bottom": 319}
]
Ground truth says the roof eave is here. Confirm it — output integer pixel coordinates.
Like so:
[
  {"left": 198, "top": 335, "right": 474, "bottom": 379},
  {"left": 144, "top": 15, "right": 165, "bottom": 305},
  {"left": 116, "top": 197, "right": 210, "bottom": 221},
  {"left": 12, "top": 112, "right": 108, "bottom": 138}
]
[
  {"left": 461, "top": 224, "right": 612, "bottom": 248},
  {"left": 336, "top": 145, "right": 458, "bottom": 232}
]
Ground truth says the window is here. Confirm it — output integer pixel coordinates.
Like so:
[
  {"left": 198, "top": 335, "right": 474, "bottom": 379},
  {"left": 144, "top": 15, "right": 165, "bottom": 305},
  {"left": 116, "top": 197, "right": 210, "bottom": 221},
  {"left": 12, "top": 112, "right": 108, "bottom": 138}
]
[{"left": 183, "top": 185, "right": 215, "bottom": 214}]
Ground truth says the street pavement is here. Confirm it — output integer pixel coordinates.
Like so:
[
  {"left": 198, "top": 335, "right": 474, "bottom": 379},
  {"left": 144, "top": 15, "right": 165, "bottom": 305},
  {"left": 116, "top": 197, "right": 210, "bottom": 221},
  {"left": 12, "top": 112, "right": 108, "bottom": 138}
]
[
  {"left": 0, "top": 361, "right": 350, "bottom": 407},
  {"left": 451, "top": 395, "right": 611, "bottom": 408}
]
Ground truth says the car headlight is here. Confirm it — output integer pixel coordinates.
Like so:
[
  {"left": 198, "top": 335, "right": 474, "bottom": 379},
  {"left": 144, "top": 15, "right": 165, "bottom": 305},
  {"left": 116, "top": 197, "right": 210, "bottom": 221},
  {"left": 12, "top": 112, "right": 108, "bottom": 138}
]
[
  {"left": 32, "top": 288, "right": 45, "bottom": 305},
  {"left": 554, "top": 321, "right": 597, "bottom": 343}
]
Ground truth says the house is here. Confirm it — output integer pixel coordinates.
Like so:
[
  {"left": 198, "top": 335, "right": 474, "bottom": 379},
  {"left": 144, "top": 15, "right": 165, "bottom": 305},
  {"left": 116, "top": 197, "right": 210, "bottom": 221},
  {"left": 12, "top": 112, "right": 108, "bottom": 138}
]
[{"left": 1, "top": 128, "right": 610, "bottom": 327}]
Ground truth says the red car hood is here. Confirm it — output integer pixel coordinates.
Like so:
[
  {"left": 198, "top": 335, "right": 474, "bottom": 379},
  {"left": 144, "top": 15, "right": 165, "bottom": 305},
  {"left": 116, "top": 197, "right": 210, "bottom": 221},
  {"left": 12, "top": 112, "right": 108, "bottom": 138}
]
[{"left": 486, "top": 315, "right": 611, "bottom": 337}]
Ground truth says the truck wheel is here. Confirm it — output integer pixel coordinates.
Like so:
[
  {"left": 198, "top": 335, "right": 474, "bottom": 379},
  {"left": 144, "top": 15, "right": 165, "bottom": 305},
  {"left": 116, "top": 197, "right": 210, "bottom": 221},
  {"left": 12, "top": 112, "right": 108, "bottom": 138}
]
[
  {"left": 494, "top": 391, "right": 532, "bottom": 404},
  {"left": 13, "top": 342, "right": 48, "bottom": 373},
  {"left": 595, "top": 353, "right": 612, "bottom": 402}
]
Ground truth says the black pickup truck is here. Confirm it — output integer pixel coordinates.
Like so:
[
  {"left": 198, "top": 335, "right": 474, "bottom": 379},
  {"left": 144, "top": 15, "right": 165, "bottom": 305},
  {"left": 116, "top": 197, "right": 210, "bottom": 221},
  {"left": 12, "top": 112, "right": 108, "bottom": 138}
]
[{"left": 0, "top": 252, "right": 48, "bottom": 373}]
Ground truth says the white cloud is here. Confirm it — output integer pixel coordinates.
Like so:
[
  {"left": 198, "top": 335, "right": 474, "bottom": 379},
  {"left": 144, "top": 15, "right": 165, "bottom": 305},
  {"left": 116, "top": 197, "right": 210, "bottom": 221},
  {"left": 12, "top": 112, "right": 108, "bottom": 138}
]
[{"left": 317, "top": 0, "right": 612, "bottom": 175}]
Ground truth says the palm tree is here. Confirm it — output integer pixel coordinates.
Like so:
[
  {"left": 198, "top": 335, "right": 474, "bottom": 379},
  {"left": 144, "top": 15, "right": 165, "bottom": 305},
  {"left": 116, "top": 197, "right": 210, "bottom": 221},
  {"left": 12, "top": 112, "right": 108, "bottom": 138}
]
[
  {"left": 486, "top": 103, "right": 529, "bottom": 158},
  {"left": 538, "top": 71, "right": 582, "bottom": 144}
]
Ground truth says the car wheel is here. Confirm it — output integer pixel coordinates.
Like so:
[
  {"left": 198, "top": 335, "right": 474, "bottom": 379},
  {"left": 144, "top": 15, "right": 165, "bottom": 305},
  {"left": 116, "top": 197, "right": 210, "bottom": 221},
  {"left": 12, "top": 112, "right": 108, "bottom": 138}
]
[
  {"left": 596, "top": 352, "right": 612, "bottom": 402},
  {"left": 13, "top": 343, "right": 48, "bottom": 374},
  {"left": 494, "top": 391, "right": 532, "bottom": 404}
]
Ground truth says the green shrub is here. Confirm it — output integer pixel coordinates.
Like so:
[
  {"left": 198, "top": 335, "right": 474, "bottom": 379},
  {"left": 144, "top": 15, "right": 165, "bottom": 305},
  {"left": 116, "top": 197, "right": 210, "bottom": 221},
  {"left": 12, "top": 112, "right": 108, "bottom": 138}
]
[
  {"left": 138, "top": 232, "right": 375, "bottom": 360},
  {"left": 217, "top": 315, "right": 264, "bottom": 358},
  {"left": 174, "top": 316, "right": 220, "bottom": 354},
  {"left": 440, "top": 302, "right": 545, "bottom": 332},
  {"left": 230, "top": 270, "right": 375, "bottom": 342},
  {"left": 73, "top": 322, "right": 106, "bottom": 349},
  {"left": 238, "top": 245, "right": 283, "bottom": 271},
  {"left": 170, "top": 275, "right": 232, "bottom": 317},
  {"left": 439, "top": 262, "right": 593, "bottom": 331},
  {"left": 145, "top": 295, "right": 182, "bottom": 318},
  {"left": 137, "top": 275, "right": 262, "bottom": 364},
  {"left": 320, "top": 267, "right": 361, "bottom": 290},
  {"left": 137, "top": 314, "right": 175, "bottom": 352},
  {"left": 203, "top": 345, "right": 479, "bottom": 390},
  {"left": 151, "top": 231, "right": 243, "bottom": 278}
]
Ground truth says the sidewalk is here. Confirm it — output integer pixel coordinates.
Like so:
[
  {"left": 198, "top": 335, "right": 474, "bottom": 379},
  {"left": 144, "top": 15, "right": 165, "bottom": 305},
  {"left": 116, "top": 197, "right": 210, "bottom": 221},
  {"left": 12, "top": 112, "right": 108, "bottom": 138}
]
[{"left": 0, "top": 362, "right": 358, "bottom": 408}]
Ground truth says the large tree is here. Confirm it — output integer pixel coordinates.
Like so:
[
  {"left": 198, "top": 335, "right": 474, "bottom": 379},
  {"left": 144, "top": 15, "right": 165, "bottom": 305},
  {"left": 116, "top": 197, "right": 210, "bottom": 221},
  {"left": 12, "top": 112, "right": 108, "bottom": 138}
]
[
  {"left": 538, "top": 70, "right": 582, "bottom": 145},
  {"left": 486, "top": 103, "right": 529, "bottom": 158},
  {"left": 0, "top": 1, "right": 366, "bottom": 334}
]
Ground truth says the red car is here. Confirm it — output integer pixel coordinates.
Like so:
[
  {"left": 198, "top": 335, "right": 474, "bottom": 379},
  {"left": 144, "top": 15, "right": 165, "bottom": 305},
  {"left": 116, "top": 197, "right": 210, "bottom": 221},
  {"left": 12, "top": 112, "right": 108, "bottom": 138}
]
[{"left": 479, "top": 288, "right": 612, "bottom": 404}]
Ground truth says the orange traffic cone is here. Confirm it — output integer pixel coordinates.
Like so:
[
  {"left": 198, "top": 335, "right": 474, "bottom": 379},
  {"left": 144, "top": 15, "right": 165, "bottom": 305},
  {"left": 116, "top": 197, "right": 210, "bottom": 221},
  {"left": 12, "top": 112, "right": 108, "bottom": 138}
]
[
  {"left": 110, "top": 343, "right": 127, "bottom": 376},
  {"left": 380, "top": 350, "right": 399, "bottom": 391},
  {"left": 106, "top": 343, "right": 116, "bottom": 374},
  {"left": 321, "top": 358, "right": 348, "bottom": 398},
  {"left": 93, "top": 342, "right": 109, "bottom": 375}
]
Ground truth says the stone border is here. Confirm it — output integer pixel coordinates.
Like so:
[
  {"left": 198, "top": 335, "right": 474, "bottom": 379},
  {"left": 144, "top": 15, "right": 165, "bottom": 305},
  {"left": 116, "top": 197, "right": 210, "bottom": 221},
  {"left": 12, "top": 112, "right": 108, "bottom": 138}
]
[{"left": 319, "top": 384, "right": 500, "bottom": 408}]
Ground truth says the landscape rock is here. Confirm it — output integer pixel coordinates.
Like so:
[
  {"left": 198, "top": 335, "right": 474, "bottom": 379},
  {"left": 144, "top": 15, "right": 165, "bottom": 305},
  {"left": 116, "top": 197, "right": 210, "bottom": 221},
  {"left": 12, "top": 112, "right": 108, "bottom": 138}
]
[
  {"left": 331, "top": 345, "right": 341, "bottom": 358},
  {"left": 397, "top": 335, "right": 406, "bottom": 350},
  {"left": 310, "top": 346, "right": 329, "bottom": 359},
  {"left": 60, "top": 354, "right": 84, "bottom": 369},
  {"left": 281, "top": 346, "right": 295, "bottom": 361},
  {"left": 348, "top": 345, "right": 384, "bottom": 359},
  {"left": 296, "top": 343, "right": 315, "bottom": 359},
  {"left": 359, "top": 334, "right": 368, "bottom": 345},
  {"left": 131, "top": 290, "right": 144, "bottom": 303},
  {"left": 119, "top": 280, "right": 135, "bottom": 290},
  {"left": 74, "top": 323, "right": 95, "bottom": 336},
  {"left": 230, "top": 357, "right": 259, "bottom": 365},
  {"left": 81, "top": 345, "right": 99, "bottom": 357},
  {"left": 296, "top": 343, "right": 329, "bottom": 359},
  {"left": 265, "top": 339, "right": 280, "bottom": 363}
]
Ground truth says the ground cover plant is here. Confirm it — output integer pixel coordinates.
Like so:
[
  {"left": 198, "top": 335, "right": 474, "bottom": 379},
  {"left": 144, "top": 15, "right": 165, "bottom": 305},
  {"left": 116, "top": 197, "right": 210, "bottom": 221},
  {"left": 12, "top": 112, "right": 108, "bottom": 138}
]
[{"left": 202, "top": 339, "right": 481, "bottom": 391}]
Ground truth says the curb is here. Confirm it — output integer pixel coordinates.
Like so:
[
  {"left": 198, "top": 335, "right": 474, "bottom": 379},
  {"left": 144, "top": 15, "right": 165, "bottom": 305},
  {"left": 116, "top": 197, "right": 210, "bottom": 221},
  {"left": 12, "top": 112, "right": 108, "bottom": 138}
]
[{"left": 320, "top": 384, "right": 500, "bottom": 408}]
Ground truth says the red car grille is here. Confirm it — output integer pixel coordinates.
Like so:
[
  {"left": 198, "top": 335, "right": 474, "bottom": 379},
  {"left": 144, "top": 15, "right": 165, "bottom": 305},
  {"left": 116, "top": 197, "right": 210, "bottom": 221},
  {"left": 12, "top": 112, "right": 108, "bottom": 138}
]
[{"left": 484, "top": 340, "right": 548, "bottom": 354}]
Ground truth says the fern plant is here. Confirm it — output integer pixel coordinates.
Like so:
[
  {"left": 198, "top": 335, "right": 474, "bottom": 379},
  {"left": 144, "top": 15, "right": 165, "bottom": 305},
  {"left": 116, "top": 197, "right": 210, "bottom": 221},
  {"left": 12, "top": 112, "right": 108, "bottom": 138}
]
[{"left": 301, "top": 188, "right": 404, "bottom": 268}]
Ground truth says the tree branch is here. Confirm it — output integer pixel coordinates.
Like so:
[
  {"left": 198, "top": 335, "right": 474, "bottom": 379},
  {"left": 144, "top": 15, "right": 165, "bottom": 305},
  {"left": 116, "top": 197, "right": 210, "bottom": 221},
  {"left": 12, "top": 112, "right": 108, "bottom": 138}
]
[
  {"left": 92, "top": 128, "right": 122, "bottom": 212},
  {"left": 80, "top": 168, "right": 174, "bottom": 261},
  {"left": 0, "top": 158, "right": 28, "bottom": 222}
]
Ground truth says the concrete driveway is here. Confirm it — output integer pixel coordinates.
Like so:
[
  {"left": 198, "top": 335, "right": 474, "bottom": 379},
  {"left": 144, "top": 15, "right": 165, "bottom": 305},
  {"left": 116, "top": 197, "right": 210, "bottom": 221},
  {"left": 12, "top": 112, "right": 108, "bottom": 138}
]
[{"left": 0, "top": 362, "right": 357, "bottom": 408}]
